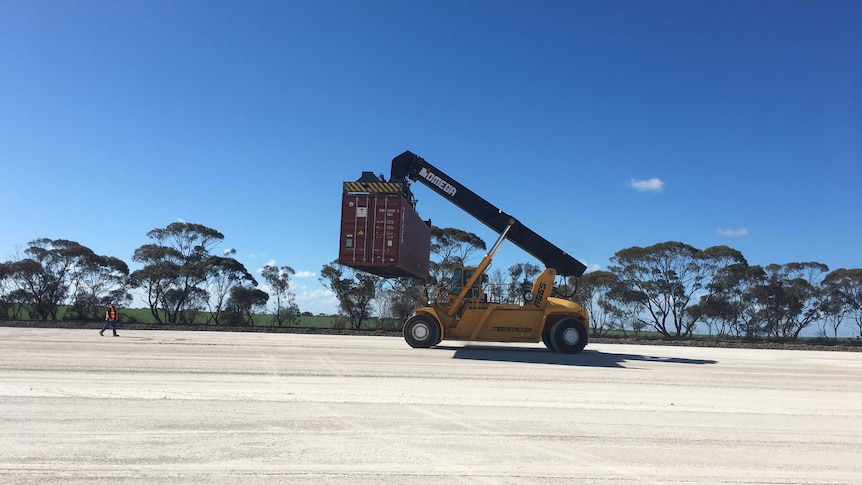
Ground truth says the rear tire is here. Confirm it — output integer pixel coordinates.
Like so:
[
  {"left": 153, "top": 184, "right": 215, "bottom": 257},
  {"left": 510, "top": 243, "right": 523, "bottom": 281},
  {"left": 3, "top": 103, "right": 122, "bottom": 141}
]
[
  {"left": 549, "top": 318, "right": 588, "bottom": 354},
  {"left": 541, "top": 324, "right": 555, "bottom": 351},
  {"left": 403, "top": 315, "right": 440, "bottom": 349}
]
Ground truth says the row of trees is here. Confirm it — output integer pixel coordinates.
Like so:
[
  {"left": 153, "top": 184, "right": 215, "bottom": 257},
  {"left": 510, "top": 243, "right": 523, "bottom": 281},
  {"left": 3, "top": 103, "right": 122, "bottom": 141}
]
[
  {"left": 321, "top": 231, "right": 862, "bottom": 340},
  {"left": 0, "top": 223, "right": 300, "bottom": 326},
  {"left": 569, "top": 242, "right": 862, "bottom": 339},
  {"left": 3, "top": 222, "right": 860, "bottom": 339}
]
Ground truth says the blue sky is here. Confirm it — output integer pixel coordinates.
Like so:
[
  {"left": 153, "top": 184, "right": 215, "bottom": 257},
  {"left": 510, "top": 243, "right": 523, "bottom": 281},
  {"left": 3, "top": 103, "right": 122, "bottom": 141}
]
[{"left": 2, "top": 0, "right": 860, "bottom": 316}]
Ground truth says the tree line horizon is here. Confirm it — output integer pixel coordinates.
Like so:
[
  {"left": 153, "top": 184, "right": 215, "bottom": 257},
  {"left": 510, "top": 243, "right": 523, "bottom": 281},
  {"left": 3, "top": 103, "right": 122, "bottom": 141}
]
[{"left": 0, "top": 221, "right": 860, "bottom": 340}]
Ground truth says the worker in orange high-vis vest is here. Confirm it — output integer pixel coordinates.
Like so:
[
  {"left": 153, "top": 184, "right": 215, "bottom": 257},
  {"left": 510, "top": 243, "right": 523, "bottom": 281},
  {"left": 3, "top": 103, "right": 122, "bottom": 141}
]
[{"left": 100, "top": 301, "right": 119, "bottom": 337}]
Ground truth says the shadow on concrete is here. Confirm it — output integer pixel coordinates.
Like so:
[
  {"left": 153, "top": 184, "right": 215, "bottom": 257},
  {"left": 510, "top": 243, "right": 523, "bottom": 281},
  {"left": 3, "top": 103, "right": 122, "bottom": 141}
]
[{"left": 440, "top": 345, "right": 717, "bottom": 368}]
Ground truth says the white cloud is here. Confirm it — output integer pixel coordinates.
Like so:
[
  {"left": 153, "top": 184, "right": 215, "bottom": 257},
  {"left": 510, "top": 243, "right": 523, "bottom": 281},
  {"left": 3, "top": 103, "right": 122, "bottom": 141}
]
[
  {"left": 256, "top": 283, "right": 272, "bottom": 294},
  {"left": 630, "top": 178, "right": 665, "bottom": 193},
  {"left": 294, "top": 285, "right": 338, "bottom": 315},
  {"left": 717, "top": 227, "right": 749, "bottom": 237},
  {"left": 245, "top": 252, "right": 269, "bottom": 260},
  {"left": 252, "top": 280, "right": 338, "bottom": 315},
  {"left": 255, "top": 260, "right": 277, "bottom": 274},
  {"left": 256, "top": 262, "right": 314, "bottom": 280}
]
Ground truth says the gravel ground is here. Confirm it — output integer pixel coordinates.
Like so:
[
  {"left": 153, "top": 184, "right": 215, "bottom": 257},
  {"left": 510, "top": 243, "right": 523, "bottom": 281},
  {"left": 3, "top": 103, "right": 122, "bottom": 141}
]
[{"left": 1, "top": 328, "right": 860, "bottom": 484}]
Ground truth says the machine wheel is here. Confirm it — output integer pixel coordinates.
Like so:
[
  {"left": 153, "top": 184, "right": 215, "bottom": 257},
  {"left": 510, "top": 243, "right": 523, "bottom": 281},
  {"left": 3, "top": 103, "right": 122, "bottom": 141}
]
[
  {"left": 403, "top": 315, "right": 440, "bottom": 349},
  {"left": 549, "top": 318, "right": 588, "bottom": 354},
  {"left": 541, "top": 324, "right": 555, "bottom": 351}
]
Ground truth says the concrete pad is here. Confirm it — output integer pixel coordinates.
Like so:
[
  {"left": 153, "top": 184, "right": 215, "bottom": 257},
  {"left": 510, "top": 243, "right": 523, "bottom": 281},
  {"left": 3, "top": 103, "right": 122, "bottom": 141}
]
[{"left": 0, "top": 328, "right": 860, "bottom": 484}]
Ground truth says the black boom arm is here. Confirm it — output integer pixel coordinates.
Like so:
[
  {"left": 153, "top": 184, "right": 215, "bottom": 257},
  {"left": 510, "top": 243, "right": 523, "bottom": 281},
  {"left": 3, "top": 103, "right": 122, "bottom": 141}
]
[{"left": 390, "top": 151, "right": 587, "bottom": 277}]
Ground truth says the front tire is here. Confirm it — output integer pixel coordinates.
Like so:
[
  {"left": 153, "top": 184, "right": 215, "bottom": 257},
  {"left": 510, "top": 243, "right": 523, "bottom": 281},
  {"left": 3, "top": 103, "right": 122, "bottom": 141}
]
[
  {"left": 549, "top": 318, "right": 588, "bottom": 354},
  {"left": 403, "top": 315, "right": 440, "bottom": 349}
]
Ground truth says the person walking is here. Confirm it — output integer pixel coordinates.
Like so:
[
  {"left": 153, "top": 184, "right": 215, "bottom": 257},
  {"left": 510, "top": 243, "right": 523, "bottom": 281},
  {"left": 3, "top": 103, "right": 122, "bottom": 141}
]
[{"left": 100, "top": 301, "right": 119, "bottom": 337}]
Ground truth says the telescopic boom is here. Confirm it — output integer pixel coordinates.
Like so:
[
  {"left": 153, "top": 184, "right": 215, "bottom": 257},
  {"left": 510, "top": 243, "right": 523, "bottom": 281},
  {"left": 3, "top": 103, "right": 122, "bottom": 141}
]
[{"left": 389, "top": 151, "right": 587, "bottom": 277}]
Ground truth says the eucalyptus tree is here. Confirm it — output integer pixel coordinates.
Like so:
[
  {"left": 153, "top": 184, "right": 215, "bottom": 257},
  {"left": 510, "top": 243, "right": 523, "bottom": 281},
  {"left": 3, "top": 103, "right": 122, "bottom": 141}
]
[
  {"left": 373, "top": 276, "right": 426, "bottom": 329},
  {"left": 320, "top": 261, "right": 381, "bottom": 330},
  {"left": 430, "top": 226, "right": 486, "bottom": 268},
  {"left": 508, "top": 262, "right": 541, "bottom": 303},
  {"left": 66, "top": 254, "right": 131, "bottom": 320},
  {"left": 609, "top": 242, "right": 745, "bottom": 337},
  {"left": 130, "top": 222, "right": 244, "bottom": 324},
  {"left": 751, "top": 262, "right": 828, "bottom": 339},
  {"left": 207, "top": 250, "right": 258, "bottom": 326},
  {"left": 223, "top": 285, "right": 269, "bottom": 326},
  {"left": 819, "top": 268, "right": 862, "bottom": 338},
  {"left": 509, "top": 262, "right": 540, "bottom": 282},
  {"left": 429, "top": 226, "right": 486, "bottom": 289},
  {"left": 1, "top": 258, "right": 42, "bottom": 319},
  {"left": 486, "top": 268, "right": 507, "bottom": 303},
  {"left": 690, "top": 263, "right": 766, "bottom": 338},
  {"left": 605, "top": 281, "right": 648, "bottom": 336},
  {"left": 0, "top": 262, "right": 16, "bottom": 318},
  {"left": 2, "top": 239, "right": 128, "bottom": 320},
  {"left": 260, "top": 263, "right": 299, "bottom": 327},
  {"left": 567, "top": 270, "right": 618, "bottom": 336},
  {"left": 7, "top": 239, "right": 77, "bottom": 320}
]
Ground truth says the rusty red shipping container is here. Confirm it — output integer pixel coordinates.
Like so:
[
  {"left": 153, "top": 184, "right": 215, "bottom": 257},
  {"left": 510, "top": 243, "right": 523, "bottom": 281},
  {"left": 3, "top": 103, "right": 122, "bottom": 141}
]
[{"left": 338, "top": 184, "right": 430, "bottom": 280}]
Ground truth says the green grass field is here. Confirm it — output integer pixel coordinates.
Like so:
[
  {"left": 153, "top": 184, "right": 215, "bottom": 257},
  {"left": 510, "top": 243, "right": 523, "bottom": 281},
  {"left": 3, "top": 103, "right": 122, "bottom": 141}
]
[
  {"left": 5, "top": 305, "right": 399, "bottom": 331},
  {"left": 116, "top": 306, "right": 410, "bottom": 330},
  {"left": 117, "top": 307, "right": 382, "bottom": 329}
]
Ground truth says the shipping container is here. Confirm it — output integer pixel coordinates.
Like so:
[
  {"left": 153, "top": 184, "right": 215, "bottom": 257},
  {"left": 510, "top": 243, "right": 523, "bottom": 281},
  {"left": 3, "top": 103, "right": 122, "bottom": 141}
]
[{"left": 338, "top": 185, "right": 430, "bottom": 280}]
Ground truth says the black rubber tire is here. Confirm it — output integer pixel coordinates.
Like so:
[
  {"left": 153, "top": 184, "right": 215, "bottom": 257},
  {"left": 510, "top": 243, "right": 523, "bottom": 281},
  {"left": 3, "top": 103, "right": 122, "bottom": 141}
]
[
  {"left": 541, "top": 324, "right": 555, "bottom": 351},
  {"left": 434, "top": 328, "right": 444, "bottom": 346},
  {"left": 549, "top": 318, "right": 588, "bottom": 354},
  {"left": 403, "top": 315, "right": 440, "bottom": 349}
]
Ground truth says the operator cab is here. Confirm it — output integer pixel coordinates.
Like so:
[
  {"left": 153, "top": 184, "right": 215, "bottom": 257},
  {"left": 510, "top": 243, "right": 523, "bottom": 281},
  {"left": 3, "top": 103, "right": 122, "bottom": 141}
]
[{"left": 448, "top": 267, "right": 488, "bottom": 302}]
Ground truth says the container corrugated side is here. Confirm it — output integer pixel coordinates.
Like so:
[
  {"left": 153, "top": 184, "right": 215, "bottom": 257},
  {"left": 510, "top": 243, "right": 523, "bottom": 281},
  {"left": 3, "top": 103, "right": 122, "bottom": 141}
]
[{"left": 338, "top": 193, "right": 430, "bottom": 279}]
